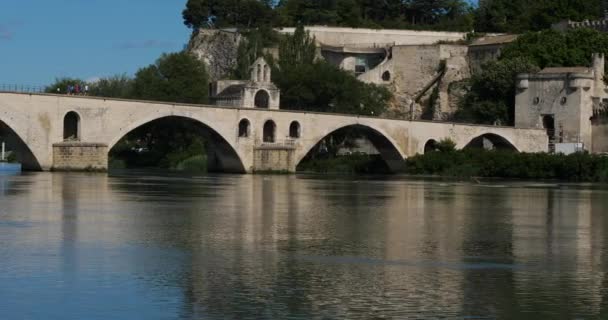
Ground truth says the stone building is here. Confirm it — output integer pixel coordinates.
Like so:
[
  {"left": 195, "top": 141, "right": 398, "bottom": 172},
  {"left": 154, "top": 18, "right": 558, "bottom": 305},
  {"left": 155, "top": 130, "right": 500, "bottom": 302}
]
[
  {"left": 515, "top": 54, "right": 608, "bottom": 153},
  {"left": 468, "top": 34, "right": 518, "bottom": 75},
  {"left": 190, "top": 26, "right": 514, "bottom": 121},
  {"left": 210, "top": 57, "right": 280, "bottom": 109}
]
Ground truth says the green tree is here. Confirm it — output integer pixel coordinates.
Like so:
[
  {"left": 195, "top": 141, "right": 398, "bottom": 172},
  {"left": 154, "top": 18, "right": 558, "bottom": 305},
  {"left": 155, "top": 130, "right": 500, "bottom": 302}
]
[
  {"left": 232, "top": 27, "right": 280, "bottom": 79},
  {"left": 475, "top": 0, "right": 602, "bottom": 33},
  {"left": 273, "top": 25, "right": 391, "bottom": 115},
  {"left": 131, "top": 52, "right": 209, "bottom": 104},
  {"left": 183, "top": 0, "right": 276, "bottom": 29},
  {"left": 45, "top": 77, "right": 85, "bottom": 94},
  {"left": 277, "top": 25, "right": 317, "bottom": 69},
  {"left": 455, "top": 58, "right": 539, "bottom": 125},
  {"left": 501, "top": 28, "right": 608, "bottom": 70},
  {"left": 88, "top": 74, "right": 134, "bottom": 99}
]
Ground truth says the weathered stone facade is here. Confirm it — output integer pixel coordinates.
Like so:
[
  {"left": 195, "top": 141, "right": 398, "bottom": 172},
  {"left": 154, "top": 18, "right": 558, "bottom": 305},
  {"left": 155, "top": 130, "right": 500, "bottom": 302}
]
[
  {"left": 210, "top": 57, "right": 281, "bottom": 109},
  {"left": 515, "top": 54, "right": 607, "bottom": 152},
  {"left": 52, "top": 142, "right": 108, "bottom": 171},
  {"left": 0, "top": 92, "right": 548, "bottom": 173},
  {"left": 253, "top": 145, "right": 295, "bottom": 172}
]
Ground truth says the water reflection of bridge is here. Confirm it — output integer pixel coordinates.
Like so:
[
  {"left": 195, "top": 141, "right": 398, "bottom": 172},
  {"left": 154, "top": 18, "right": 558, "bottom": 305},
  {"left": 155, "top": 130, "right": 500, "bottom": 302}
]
[{"left": 3, "top": 173, "right": 607, "bottom": 317}]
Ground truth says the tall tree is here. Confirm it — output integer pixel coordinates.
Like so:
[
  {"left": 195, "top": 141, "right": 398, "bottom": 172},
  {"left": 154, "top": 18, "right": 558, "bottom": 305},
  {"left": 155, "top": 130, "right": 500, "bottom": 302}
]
[
  {"left": 475, "top": 0, "right": 602, "bottom": 33},
  {"left": 131, "top": 52, "right": 209, "bottom": 104}
]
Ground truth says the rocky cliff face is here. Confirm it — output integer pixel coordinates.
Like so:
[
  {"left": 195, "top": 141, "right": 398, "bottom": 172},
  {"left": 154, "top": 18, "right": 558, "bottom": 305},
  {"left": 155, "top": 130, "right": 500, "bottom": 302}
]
[{"left": 187, "top": 29, "right": 242, "bottom": 81}]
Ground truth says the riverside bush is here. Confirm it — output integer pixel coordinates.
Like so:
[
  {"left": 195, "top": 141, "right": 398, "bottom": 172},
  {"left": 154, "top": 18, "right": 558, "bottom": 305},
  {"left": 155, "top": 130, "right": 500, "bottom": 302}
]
[{"left": 406, "top": 150, "right": 608, "bottom": 182}]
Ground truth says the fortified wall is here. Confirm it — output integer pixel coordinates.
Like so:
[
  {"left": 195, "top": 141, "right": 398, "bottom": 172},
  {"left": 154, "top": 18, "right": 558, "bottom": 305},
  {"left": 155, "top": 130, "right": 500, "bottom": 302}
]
[{"left": 188, "top": 26, "right": 513, "bottom": 121}]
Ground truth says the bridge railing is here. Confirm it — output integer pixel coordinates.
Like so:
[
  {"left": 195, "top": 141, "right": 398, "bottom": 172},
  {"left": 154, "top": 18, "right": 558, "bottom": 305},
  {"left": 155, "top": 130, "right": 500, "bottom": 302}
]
[{"left": 0, "top": 84, "right": 46, "bottom": 94}]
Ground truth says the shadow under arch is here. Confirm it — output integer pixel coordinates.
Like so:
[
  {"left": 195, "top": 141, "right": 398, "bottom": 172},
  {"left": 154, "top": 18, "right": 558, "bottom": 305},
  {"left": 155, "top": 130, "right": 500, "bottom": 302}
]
[
  {"left": 464, "top": 133, "right": 519, "bottom": 152},
  {"left": 297, "top": 124, "right": 406, "bottom": 173},
  {"left": 108, "top": 116, "right": 246, "bottom": 173},
  {"left": 0, "top": 119, "right": 42, "bottom": 170}
]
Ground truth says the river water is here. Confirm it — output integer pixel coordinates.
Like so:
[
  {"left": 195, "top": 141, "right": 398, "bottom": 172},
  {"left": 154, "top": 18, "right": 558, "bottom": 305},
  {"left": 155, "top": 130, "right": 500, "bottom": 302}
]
[{"left": 1, "top": 172, "right": 607, "bottom": 319}]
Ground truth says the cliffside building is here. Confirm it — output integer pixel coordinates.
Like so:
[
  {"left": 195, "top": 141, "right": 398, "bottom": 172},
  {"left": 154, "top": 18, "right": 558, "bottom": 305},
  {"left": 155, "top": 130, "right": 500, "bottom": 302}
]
[{"left": 515, "top": 54, "right": 608, "bottom": 153}]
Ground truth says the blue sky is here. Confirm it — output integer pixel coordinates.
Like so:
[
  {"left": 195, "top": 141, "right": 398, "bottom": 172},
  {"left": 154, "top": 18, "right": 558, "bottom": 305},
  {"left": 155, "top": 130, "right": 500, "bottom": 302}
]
[
  {"left": 0, "top": 0, "right": 190, "bottom": 86},
  {"left": 0, "top": 0, "right": 479, "bottom": 86}
]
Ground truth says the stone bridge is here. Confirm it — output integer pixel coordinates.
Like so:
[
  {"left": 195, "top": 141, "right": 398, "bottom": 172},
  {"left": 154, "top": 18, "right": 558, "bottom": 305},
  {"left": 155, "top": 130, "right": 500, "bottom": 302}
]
[{"left": 0, "top": 92, "right": 548, "bottom": 172}]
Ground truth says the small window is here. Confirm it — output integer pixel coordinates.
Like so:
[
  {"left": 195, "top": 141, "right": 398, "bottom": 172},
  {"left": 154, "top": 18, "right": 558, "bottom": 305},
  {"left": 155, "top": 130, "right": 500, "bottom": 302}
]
[
  {"left": 263, "top": 120, "right": 276, "bottom": 143},
  {"left": 533, "top": 97, "right": 540, "bottom": 105},
  {"left": 289, "top": 121, "right": 301, "bottom": 138},
  {"left": 560, "top": 97, "right": 567, "bottom": 105},
  {"left": 382, "top": 71, "right": 391, "bottom": 81},
  {"left": 238, "top": 119, "right": 250, "bottom": 138}
]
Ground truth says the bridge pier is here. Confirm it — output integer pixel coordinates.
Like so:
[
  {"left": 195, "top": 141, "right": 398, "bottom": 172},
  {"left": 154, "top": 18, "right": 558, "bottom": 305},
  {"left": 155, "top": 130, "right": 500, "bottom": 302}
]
[
  {"left": 253, "top": 144, "right": 296, "bottom": 173},
  {"left": 52, "top": 142, "right": 108, "bottom": 171}
]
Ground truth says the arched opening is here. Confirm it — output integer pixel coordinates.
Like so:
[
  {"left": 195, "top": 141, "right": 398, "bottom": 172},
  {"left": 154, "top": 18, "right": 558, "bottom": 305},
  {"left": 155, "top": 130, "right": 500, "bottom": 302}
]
[
  {"left": 256, "top": 64, "right": 262, "bottom": 82},
  {"left": 63, "top": 111, "right": 80, "bottom": 141},
  {"left": 382, "top": 71, "right": 391, "bottom": 82},
  {"left": 297, "top": 124, "right": 405, "bottom": 174},
  {"left": 289, "top": 121, "right": 301, "bottom": 138},
  {"left": 109, "top": 116, "right": 245, "bottom": 173},
  {"left": 0, "top": 120, "right": 42, "bottom": 170},
  {"left": 238, "top": 119, "right": 251, "bottom": 138},
  {"left": 464, "top": 133, "right": 518, "bottom": 152},
  {"left": 254, "top": 90, "right": 270, "bottom": 109},
  {"left": 424, "top": 139, "right": 438, "bottom": 153},
  {"left": 263, "top": 120, "right": 276, "bottom": 143}
]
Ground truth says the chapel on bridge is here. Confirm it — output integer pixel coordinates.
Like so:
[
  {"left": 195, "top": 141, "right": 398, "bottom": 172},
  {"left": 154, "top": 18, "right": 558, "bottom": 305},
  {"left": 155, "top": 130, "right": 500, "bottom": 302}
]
[{"left": 210, "top": 57, "right": 281, "bottom": 109}]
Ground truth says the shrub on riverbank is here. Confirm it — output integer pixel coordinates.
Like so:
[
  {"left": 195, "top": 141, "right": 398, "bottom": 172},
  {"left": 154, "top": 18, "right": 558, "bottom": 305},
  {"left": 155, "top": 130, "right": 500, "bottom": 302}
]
[
  {"left": 297, "top": 154, "right": 390, "bottom": 174},
  {"left": 406, "top": 149, "right": 608, "bottom": 182}
]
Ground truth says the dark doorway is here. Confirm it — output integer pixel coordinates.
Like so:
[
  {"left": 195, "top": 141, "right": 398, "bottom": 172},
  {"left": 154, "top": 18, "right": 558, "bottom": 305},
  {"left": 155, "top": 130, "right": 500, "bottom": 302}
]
[
  {"left": 542, "top": 115, "right": 556, "bottom": 152},
  {"left": 254, "top": 90, "right": 270, "bottom": 109},
  {"left": 424, "top": 139, "right": 438, "bottom": 153},
  {"left": 238, "top": 119, "right": 250, "bottom": 138},
  {"left": 289, "top": 121, "right": 301, "bottom": 138},
  {"left": 263, "top": 120, "right": 276, "bottom": 143},
  {"left": 63, "top": 111, "right": 80, "bottom": 141}
]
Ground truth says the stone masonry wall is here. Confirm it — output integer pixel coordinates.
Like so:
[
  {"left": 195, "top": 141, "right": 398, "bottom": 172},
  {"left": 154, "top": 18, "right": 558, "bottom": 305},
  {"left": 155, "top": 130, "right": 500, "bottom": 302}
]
[
  {"left": 53, "top": 142, "right": 108, "bottom": 171},
  {"left": 253, "top": 147, "right": 295, "bottom": 172},
  {"left": 592, "top": 117, "right": 608, "bottom": 153},
  {"left": 188, "top": 29, "right": 242, "bottom": 81}
]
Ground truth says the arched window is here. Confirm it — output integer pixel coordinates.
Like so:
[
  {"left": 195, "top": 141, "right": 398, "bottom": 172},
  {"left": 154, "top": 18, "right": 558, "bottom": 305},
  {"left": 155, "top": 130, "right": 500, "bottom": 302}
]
[
  {"left": 289, "top": 121, "right": 301, "bottom": 138},
  {"left": 263, "top": 65, "right": 269, "bottom": 82},
  {"left": 424, "top": 139, "right": 438, "bottom": 153},
  {"left": 63, "top": 111, "right": 80, "bottom": 141},
  {"left": 263, "top": 120, "right": 276, "bottom": 143},
  {"left": 257, "top": 64, "right": 262, "bottom": 82},
  {"left": 382, "top": 71, "right": 391, "bottom": 81},
  {"left": 238, "top": 119, "right": 251, "bottom": 138},
  {"left": 254, "top": 90, "right": 270, "bottom": 108}
]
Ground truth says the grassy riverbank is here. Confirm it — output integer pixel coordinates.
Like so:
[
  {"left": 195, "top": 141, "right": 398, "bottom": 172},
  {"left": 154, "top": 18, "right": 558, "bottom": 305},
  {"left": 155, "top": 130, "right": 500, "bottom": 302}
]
[{"left": 406, "top": 150, "right": 608, "bottom": 182}]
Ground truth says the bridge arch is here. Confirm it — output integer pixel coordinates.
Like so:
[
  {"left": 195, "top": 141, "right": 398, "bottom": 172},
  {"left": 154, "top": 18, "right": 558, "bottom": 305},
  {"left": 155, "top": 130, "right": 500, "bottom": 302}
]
[
  {"left": 296, "top": 123, "right": 407, "bottom": 172},
  {"left": 108, "top": 115, "right": 246, "bottom": 173},
  {"left": 464, "top": 133, "right": 519, "bottom": 152},
  {"left": 424, "top": 139, "right": 439, "bottom": 153},
  {"left": 63, "top": 111, "right": 81, "bottom": 141},
  {"left": 254, "top": 90, "right": 270, "bottom": 109},
  {"left": 0, "top": 118, "right": 42, "bottom": 170}
]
